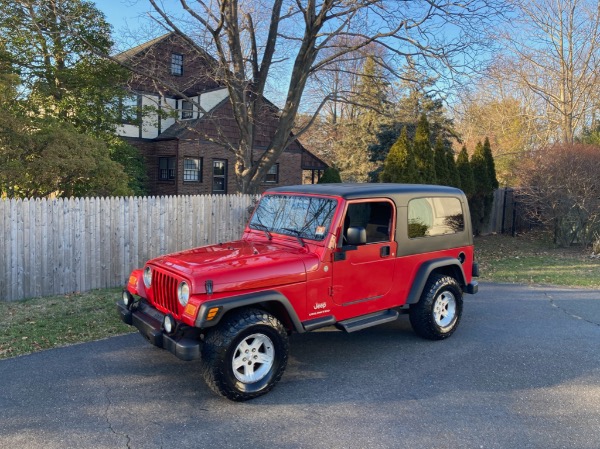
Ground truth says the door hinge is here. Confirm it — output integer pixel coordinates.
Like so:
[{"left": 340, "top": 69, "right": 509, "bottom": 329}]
[{"left": 328, "top": 286, "right": 334, "bottom": 296}]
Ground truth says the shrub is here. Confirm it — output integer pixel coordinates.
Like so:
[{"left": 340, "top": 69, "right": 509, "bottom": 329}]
[
  {"left": 517, "top": 144, "right": 600, "bottom": 247},
  {"left": 318, "top": 167, "right": 342, "bottom": 183}
]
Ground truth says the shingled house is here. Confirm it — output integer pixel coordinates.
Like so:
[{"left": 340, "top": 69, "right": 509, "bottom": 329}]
[{"left": 115, "top": 33, "right": 327, "bottom": 195}]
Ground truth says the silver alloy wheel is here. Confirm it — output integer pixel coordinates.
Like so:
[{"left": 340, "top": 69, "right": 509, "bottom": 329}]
[
  {"left": 232, "top": 333, "right": 275, "bottom": 384},
  {"left": 433, "top": 291, "right": 457, "bottom": 329}
]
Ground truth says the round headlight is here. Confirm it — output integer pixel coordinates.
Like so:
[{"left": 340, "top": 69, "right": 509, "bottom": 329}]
[
  {"left": 143, "top": 266, "right": 152, "bottom": 288},
  {"left": 177, "top": 281, "right": 190, "bottom": 307}
]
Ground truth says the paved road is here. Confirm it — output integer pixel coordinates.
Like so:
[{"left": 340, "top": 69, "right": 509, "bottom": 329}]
[{"left": 1, "top": 282, "right": 599, "bottom": 449}]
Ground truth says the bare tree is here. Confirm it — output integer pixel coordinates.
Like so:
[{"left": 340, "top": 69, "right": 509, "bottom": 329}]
[
  {"left": 85, "top": 0, "right": 505, "bottom": 193},
  {"left": 498, "top": 0, "right": 600, "bottom": 144}
]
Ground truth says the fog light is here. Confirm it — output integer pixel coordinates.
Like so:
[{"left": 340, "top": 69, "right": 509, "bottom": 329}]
[
  {"left": 163, "top": 314, "right": 176, "bottom": 334},
  {"left": 122, "top": 290, "right": 134, "bottom": 308}
]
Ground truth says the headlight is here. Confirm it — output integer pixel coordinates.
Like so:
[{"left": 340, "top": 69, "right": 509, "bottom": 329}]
[
  {"left": 177, "top": 281, "right": 190, "bottom": 306},
  {"left": 143, "top": 266, "right": 152, "bottom": 288}
]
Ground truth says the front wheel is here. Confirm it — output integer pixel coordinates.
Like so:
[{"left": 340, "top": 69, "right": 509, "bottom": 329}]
[
  {"left": 409, "top": 274, "right": 463, "bottom": 340},
  {"left": 201, "top": 308, "right": 289, "bottom": 401}
]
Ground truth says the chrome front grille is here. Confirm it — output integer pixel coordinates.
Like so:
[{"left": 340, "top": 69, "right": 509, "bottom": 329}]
[{"left": 151, "top": 270, "right": 180, "bottom": 317}]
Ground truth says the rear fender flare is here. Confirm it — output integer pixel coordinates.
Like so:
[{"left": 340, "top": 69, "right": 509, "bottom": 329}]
[{"left": 406, "top": 258, "right": 467, "bottom": 305}]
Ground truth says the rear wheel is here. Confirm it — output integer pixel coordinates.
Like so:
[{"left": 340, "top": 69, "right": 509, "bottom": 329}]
[
  {"left": 201, "top": 308, "right": 289, "bottom": 401},
  {"left": 409, "top": 274, "right": 463, "bottom": 340}
]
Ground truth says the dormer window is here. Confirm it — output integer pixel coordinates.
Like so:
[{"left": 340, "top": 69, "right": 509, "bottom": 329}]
[{"left": 171, "top": 53, "right": 183, "bottom": 76}]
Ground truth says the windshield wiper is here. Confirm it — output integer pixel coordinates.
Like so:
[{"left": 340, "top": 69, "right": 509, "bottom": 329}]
[
  {"left": 252, "top": 223, "right": 272, "bottom": 240},
  {"left": 282, "top": 228, "right": 305, "bottom": 247}
]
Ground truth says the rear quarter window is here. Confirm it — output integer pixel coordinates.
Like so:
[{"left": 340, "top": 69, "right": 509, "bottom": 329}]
[{"left": 408, "top": 197, "right": 464, "bottom": 238}]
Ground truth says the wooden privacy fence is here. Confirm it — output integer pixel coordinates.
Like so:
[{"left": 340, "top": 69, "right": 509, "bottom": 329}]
[
  {"left": 0, "top": 195, "right": 257, "bottom": 302},
  {"left": 483, "top": 188, "right": 531, "bottom": 236}
]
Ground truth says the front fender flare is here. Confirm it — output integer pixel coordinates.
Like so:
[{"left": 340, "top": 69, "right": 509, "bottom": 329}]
[{"left": 195, "top": 290, "right": 305, "bottom": 333}]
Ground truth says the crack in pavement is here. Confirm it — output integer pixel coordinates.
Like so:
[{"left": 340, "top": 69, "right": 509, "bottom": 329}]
[
  {"left": 97, "top": 361, "right": 132, "bottom": 449},
  {"left": 545, "top": 292, "right": 600, "bottom": 327}
]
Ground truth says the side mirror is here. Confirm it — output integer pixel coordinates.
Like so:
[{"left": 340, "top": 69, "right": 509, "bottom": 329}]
[{"left": 346, "top": 226, "right": 367, "bottom": 245}]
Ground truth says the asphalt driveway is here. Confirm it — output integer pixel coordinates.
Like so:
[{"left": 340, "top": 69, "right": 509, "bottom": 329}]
[{"left": 1, "top": 282, "right": 599, "bottom": 449}]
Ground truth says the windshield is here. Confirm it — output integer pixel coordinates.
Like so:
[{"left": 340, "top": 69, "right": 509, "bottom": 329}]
[{"left": 249, "top": 194, "right": 338, "bottom": 241}]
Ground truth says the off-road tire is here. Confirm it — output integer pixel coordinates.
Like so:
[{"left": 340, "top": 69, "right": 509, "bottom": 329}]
[
  {"left": 409, "top": 274, "right": 463, "bottom": 340},
  {"left": 201, "top": 308, "right": 289, "bottom": 401}
]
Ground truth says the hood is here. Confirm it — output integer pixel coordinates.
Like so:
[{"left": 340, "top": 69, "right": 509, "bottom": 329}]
[{"left": 148, "top": 239, "right": 308, "bottom": 293}]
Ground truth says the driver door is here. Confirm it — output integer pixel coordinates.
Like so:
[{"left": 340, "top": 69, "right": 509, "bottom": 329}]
[{"left": 331, "top": 200, "right": 397, "bottom": 308}]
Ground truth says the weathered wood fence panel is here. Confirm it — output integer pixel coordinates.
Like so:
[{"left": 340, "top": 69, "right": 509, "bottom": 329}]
[
  {"left": 483, "top": 188, "right": 532, "bottom": 235},
  {"left": 0, "top": 195, "right": 257, "bottom": 301}
]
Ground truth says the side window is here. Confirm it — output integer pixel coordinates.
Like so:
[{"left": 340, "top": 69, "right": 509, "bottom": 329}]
[
  {"left": 408, "top": 197, "right": 464, "bottom": 238},
  {"left": 343, "top": 201, "right": 393, "bottom": 244},
  {"left": 158, "top": 157, "right": 176, "bottom": 181}
]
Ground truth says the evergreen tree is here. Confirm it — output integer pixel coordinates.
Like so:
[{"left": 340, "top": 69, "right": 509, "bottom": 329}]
[
  {"left": 433, "top": 136, "right": 449, "bottom": 185},
  {"left": 318, "top": 167, "right": 343, "bottom": 183},
  {"left": 472, "top": 142, "right": 491, "bottom": 194},
  {"left": 379, "top": 127, "right": 418, "bottom": 183},
  {"left": 367, "top": 122, "right": 404, "bottom": 181},
  {"left": 446, "top": 147, "right": 461, "bottom": 189},
  {"left": 330, "top": 55, "right": 390, "bottom": 182},
  {"left": 394, "top": 58, "right": 456, "bottom": 141},
  {"left": 456, "top": 145, "right": 474, "bottom": 195},
  {"left": 471, "top": 141, "right": 493, "bottom": 234},
  {"left": 483, "top": 137, "right": 499, "bottom": 189},
  {"left": 413, "top": 113, "right": 436, "bottom": 183}
]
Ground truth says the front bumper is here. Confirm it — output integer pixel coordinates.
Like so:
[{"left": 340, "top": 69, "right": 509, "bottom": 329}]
[{"left": 117, "top": 300, "right": 201, "bottom": 361}]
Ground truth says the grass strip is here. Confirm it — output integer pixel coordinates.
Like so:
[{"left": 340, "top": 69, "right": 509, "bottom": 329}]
[
  {"left": 475, "top": 232, "right": 600, "bottom": 288},
  {"left": 0, "top": 288, "right": 133, "bottom": 360}
]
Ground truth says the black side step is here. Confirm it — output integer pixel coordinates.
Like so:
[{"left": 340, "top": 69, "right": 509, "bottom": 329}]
[
  {"left": 336, "top": 310, "right": 399, "bottom": 333},
  {"left": 303, "top": 315, "right": 336, "bottom": 332}
]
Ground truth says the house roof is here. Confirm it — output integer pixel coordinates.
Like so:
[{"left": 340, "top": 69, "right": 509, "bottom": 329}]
[{"left": 114, "top": 33, "right": 173, "bottom": 62}]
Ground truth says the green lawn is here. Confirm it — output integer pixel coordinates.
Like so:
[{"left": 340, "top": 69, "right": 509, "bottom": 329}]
[
  {"left": 475, "top": 232, "right": 600, "bottom": 288},
  {"left": 0, "top": 288, "right": 133, "bottom": 360}
]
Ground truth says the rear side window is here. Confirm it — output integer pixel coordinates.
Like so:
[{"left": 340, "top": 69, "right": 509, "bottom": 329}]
[{"left": 408, "top": 197, "right": 464, "bottom": 238}]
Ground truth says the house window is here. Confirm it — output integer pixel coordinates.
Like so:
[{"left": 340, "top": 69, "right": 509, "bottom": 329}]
[
  {"left": 264, "top": 163, "right": 279, "bottom": 183},
  {"left": 158, "top": 157, "right": 176, "bottom": 181},
  {"left": 212, "top": 159, "right": 227, "bottom": 193},
  {"left": 171, "top": 53, "right": 183, "bottom": 76},
  {"left": 183, "top": 158, "right": 202, "bottom": 182},
  {"left": 181, "top": 100, "right": 193, "bottom": 119},
  {"left": 120, "top": 94, "right": 138, "bottom": 124}
]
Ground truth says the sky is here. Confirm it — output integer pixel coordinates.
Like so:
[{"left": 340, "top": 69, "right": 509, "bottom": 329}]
[{"left": 94, "top": 0, "right": 152, "bottom": 39}]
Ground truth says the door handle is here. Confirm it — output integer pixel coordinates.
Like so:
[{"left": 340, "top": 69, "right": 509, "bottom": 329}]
[{"left": 380, "top": 246, "right": 390, "bottom": 257}]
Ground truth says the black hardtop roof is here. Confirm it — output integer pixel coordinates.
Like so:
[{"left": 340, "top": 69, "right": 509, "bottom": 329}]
[{"left": 266, "top": 183, "right": 465, "bottom": 200}]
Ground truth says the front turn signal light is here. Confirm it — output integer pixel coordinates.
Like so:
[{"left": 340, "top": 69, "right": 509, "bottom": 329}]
[{"left": 206, "top": 307, "right": 220, "bottom": 321}]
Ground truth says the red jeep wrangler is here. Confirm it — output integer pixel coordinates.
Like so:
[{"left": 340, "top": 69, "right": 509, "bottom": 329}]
[{"left": 118, "top": 184, "right": 478, "bottom": 401}]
